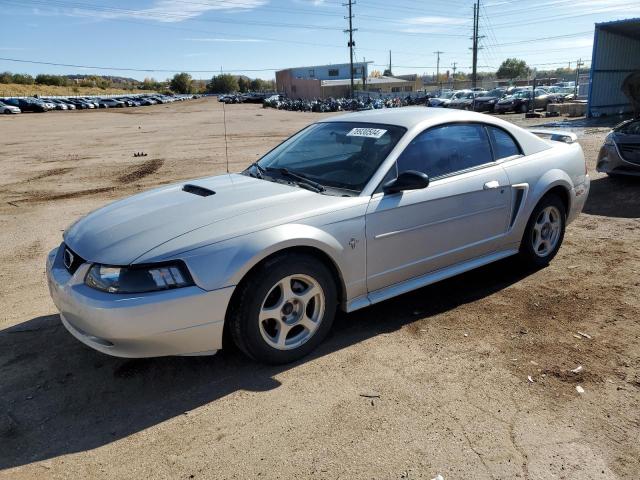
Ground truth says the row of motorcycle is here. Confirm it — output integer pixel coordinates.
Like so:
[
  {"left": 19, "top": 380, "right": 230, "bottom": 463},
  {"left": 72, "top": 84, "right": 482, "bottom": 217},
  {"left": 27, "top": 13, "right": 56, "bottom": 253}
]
[{"left": 262, "top": 95, "right": 431, "bottom": 112}]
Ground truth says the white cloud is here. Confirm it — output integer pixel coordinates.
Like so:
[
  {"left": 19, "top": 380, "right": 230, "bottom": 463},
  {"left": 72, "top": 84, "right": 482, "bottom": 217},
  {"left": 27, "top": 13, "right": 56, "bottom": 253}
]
[
  {"left": 292, "top": 0, "right": 328, "bottom": 6},
  {"left": 405, "top": 16, "right": 469, "bottom": 26},
  {"left": 183, "top": 37, "right": 265, "bottom": 42},
  {"left": 71, "top": 0, "right": 267, "bottom": 23}
]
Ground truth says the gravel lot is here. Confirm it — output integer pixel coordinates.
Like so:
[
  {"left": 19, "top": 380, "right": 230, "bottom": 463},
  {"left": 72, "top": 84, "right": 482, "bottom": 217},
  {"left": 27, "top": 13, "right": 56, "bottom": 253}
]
[{"left": 1, "top": 98, "right": 638, "bottom": 479}]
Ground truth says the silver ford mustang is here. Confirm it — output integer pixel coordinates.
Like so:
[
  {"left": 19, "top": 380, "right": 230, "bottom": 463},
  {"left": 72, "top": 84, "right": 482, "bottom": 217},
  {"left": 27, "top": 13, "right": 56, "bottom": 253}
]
[{"left": 47, "top": 108, "right": 590, "bottom": 363}]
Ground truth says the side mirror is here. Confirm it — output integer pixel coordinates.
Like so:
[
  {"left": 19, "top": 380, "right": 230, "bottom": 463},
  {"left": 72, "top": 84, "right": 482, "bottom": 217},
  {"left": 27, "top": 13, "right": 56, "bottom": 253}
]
[{"left": 383, "top": 170, "right": 430, "bottom": 194}]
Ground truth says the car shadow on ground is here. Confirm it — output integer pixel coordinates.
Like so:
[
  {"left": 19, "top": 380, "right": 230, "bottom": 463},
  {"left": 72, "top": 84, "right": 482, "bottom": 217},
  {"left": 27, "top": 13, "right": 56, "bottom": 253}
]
[
  {"left": 583, "top": 175, "right": 640, "bottom": 218},
  {"left": 0, "top": 258, "right": 535, "bottom": 470}
]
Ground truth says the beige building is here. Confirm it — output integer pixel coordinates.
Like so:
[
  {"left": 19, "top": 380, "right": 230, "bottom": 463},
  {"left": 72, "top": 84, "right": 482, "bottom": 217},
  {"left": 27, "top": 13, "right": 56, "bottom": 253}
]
[
  {"left": 321, "top": 76, "right": 415, "bottom": 97},
  {"left": 275, "top": 75, "right": 416, "bottom": 100}
]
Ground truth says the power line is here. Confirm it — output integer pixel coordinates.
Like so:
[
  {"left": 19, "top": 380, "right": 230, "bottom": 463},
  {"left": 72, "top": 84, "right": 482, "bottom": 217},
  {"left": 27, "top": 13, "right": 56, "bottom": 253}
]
[
  {"left": 0, "top": 56, "right": 281, "bottom": 73},
  {"left": 0, "top": 55, "right": 591, "bottom": 77},
  {"left": 0, "top": 0, "right": 471, "bottom": 37}
]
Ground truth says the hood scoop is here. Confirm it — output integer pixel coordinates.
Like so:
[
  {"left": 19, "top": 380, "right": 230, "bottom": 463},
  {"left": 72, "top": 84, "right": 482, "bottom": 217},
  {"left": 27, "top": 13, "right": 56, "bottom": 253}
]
[{"left": 182, "top": 184, "right": 215, "bottom": 197}]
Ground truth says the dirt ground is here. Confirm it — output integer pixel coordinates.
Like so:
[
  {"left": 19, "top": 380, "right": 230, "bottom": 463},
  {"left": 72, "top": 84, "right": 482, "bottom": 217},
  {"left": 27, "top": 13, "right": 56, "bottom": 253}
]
[{"left": 0, "top": 98, "right": 638, "bottom": 480}]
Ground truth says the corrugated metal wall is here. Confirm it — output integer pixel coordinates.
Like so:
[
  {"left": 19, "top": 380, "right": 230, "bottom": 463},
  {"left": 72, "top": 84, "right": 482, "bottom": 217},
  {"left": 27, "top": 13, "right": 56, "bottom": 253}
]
[{"left": 589, "top": 24, "right": 640, "bottom": 117}]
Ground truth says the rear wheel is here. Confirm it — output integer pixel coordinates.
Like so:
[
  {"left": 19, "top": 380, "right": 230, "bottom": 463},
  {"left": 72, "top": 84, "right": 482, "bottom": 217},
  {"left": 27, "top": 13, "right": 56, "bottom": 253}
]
[
  {"left": 519, "top": 194, "right": 566, "bottom": 268},
  {"left": 519, "top": 103, "right": 528, "bottom": 113},
  {"left": 228, "top": 253, "right": 337, "bottom": 364}
]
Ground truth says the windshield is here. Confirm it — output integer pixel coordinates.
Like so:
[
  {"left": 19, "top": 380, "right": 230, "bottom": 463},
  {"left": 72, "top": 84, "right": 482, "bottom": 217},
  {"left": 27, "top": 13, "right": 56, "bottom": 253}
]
[
  {"left": 617, "top": 120, "right": 640, "bottom": 135},
  {"left": 487, "top": 89, "right": 504, "bottom": 97},
  {"left": 251, "top": 122, "right": 406, "bottom": 193}
]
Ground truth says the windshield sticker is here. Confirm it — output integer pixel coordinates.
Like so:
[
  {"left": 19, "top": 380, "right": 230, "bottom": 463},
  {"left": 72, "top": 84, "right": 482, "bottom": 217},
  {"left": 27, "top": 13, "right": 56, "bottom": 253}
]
[{"left": 346, "top": 127, "right": 387, "bottom": 139}]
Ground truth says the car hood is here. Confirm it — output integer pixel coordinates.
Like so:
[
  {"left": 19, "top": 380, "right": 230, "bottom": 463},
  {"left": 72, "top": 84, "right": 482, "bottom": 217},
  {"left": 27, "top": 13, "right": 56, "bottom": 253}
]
[
  {"left": 612, "top": 132, "right": 640, "bottom": 143},
  {"left": 64, "top": 173, "right": 356, "bottom": 265},
  {"left": 498, "top": 96, "right": 517, "bottom": 103}
]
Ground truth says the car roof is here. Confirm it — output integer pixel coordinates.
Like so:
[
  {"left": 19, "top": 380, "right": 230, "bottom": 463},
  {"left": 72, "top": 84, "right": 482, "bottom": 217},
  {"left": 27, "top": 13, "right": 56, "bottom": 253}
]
[
  {"left": 321, "top": 106, "right": 497, "bottom": 129},
  {"left": 320, "top": 106, "right": 552, "bottom": 156}
]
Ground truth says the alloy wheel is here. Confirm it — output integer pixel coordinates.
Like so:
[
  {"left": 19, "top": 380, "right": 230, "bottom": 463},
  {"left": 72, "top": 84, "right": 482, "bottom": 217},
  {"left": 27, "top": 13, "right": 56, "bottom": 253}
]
[
  {"left": 258, "top": 274, "right": 325, "bottom": 351},
  {"left": 531, "top": 205, "right": 561, "bottom": 257}
]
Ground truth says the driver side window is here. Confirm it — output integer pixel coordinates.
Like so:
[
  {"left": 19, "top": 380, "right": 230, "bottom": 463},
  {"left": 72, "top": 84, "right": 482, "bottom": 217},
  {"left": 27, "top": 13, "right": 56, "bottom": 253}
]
[{"left": 396, "top": 124, "right": 493, "bottom": 179}]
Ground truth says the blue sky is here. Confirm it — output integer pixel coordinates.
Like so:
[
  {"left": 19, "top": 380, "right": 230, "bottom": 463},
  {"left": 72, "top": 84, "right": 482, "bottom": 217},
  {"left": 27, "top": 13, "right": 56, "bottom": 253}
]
[{"left": 1, "top": 0, "right": 639, "bottom": 81}]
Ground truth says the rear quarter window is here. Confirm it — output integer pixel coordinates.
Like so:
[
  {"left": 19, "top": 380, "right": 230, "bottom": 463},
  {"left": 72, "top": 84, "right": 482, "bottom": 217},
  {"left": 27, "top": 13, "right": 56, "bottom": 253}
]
[{"left": 488, "top": 126, "right": 522, "bottom": 160}]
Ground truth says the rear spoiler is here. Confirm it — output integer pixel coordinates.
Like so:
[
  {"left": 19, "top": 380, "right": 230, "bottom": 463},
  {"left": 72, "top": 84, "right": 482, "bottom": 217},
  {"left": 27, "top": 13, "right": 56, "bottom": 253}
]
[{"left": 528, "top": 129, "right": 577, "bottom": 144}]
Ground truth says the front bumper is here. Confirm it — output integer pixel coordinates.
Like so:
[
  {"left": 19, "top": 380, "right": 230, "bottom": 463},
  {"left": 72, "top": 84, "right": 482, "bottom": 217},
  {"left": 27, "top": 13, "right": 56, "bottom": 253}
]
[
  {"left": 494, "top": 103, "right": 515, "bottom": 113},
  {"left": 46, "top": 245, "right": 234, "bottom": 358},
  {"left": 473, "top": 102, "right": 496, "bottom": 112},
  {"left": 596, "top": 144, "right": 640, "bottom": 177}
]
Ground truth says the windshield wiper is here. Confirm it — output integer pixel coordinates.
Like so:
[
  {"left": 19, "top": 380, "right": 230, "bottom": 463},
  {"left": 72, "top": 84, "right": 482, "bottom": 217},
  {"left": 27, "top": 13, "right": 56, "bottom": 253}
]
[
  {"left": 247, "top": 162, "right": 266, "bottom": 179},
  {"left": 265, "top": 167, "right": 325, "bottom": 193}
]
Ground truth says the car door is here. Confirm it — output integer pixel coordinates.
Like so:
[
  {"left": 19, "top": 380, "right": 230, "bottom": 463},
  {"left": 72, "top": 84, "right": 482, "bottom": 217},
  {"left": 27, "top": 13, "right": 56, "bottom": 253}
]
[{"left": 365, "top": 123, "right": 513, "bottom": 293}]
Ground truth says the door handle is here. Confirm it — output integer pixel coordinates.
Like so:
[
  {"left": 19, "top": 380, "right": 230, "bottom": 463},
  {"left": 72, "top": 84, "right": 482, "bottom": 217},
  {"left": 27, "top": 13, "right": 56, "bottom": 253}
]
[{"left": 483, "top": 180, "right": 501, "bottom": 190}]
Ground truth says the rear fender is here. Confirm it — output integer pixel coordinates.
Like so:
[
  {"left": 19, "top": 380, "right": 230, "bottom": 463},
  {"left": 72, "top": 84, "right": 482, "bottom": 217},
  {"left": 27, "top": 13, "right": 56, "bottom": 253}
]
[{"left": 510, "top": 169, "right": 573, "bottom": 237}]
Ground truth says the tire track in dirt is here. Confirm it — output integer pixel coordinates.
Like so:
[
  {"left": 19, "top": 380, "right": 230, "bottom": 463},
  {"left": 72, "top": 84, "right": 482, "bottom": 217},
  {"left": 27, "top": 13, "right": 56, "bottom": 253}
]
[{"left": 117, "top": 158, "right": 164, "bottom": 184}]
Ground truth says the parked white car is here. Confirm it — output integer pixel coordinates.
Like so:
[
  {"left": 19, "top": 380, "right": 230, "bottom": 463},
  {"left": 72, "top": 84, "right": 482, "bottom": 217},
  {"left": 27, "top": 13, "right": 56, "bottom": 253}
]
[
  {"left": 0, "top": 100, "right": 21, "bottom": 114},
  {"left": 47, "top": 108, "right": 590, "bottom": 363}
]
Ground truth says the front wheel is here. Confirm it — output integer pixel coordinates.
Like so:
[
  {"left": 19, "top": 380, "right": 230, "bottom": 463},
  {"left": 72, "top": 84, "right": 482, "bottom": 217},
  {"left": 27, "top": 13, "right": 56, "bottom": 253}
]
[
  {"left": 228, "top": 253, "right": 337, "bottom": 364},
  {"left": 519, "top": 194, "right": 566, "bottom": 268}
]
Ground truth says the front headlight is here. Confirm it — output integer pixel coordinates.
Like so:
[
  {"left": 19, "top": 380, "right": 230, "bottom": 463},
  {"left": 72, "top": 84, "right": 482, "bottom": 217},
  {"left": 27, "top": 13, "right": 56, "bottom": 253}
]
[
  {"left": 85, "top": 262, "right": 193, "bottom": 293},
  {"left": 603, "top": 132, "right": 616, "bottom": 147}
]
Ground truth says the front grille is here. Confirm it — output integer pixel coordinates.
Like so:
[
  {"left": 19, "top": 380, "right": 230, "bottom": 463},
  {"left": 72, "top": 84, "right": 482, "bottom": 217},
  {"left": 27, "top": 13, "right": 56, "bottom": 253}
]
[
  {"left": 618, "top": 143, "right": 640, "bottom": 165},
  {"left": 62, "top": 244, "right": 85, "bottom": 274}
]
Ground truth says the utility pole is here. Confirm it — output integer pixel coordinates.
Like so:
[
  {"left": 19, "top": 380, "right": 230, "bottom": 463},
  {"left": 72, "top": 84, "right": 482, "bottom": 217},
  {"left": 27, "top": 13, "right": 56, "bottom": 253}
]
[
  {"left": 362, "top": 56, "right": 367, "bottom": 90},
  {"left": 451, "top": 62, "right": 457, "bottom": 89},
  {"left": 434, "top": 51, "right": 443, "bottom": 83},
  {"left": 574, "top": 58, "right": 584, "bottom": 98},
  {"left": 344, "top": 0, "right": 357, "bottom": 98},
  {"left": 471, "top": 0, "right": 483, "bottom": 89}
]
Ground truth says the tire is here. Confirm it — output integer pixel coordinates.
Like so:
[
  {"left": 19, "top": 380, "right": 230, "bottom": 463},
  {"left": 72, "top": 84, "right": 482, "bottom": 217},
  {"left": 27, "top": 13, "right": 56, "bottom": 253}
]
[
  {"left": 519, "top": 193, "right": 566, "bottom": 268},
  {"left": 519, "top": 103, "right": 528, "bottom": 113},
  {"left": 228, "top": 253, "right": 338, "bottom": 364}
]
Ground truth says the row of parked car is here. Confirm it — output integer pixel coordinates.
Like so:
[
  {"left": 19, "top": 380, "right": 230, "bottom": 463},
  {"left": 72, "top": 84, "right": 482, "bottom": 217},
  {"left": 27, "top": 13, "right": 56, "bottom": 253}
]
[
  {"left": 429, "top": 85, "right": 577, "bottom": 113},
  {"left": 0, "top": 94, "right": 202, "bottom": 114}
]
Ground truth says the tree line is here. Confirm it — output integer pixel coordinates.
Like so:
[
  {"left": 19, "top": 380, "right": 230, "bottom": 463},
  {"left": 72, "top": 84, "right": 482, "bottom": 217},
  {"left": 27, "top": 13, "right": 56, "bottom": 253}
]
[
  {"left": 0, "top": 70, "right": 277, "bottom": 94},
  {"left": 160, "top": 72, "right": 275, "bottom": 94}
]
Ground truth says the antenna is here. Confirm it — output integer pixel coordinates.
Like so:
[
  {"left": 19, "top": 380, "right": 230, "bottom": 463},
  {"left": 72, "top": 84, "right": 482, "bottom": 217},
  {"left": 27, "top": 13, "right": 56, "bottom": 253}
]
[{"left": 222, "top": 101, "right": 229, "bottom": 174}]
